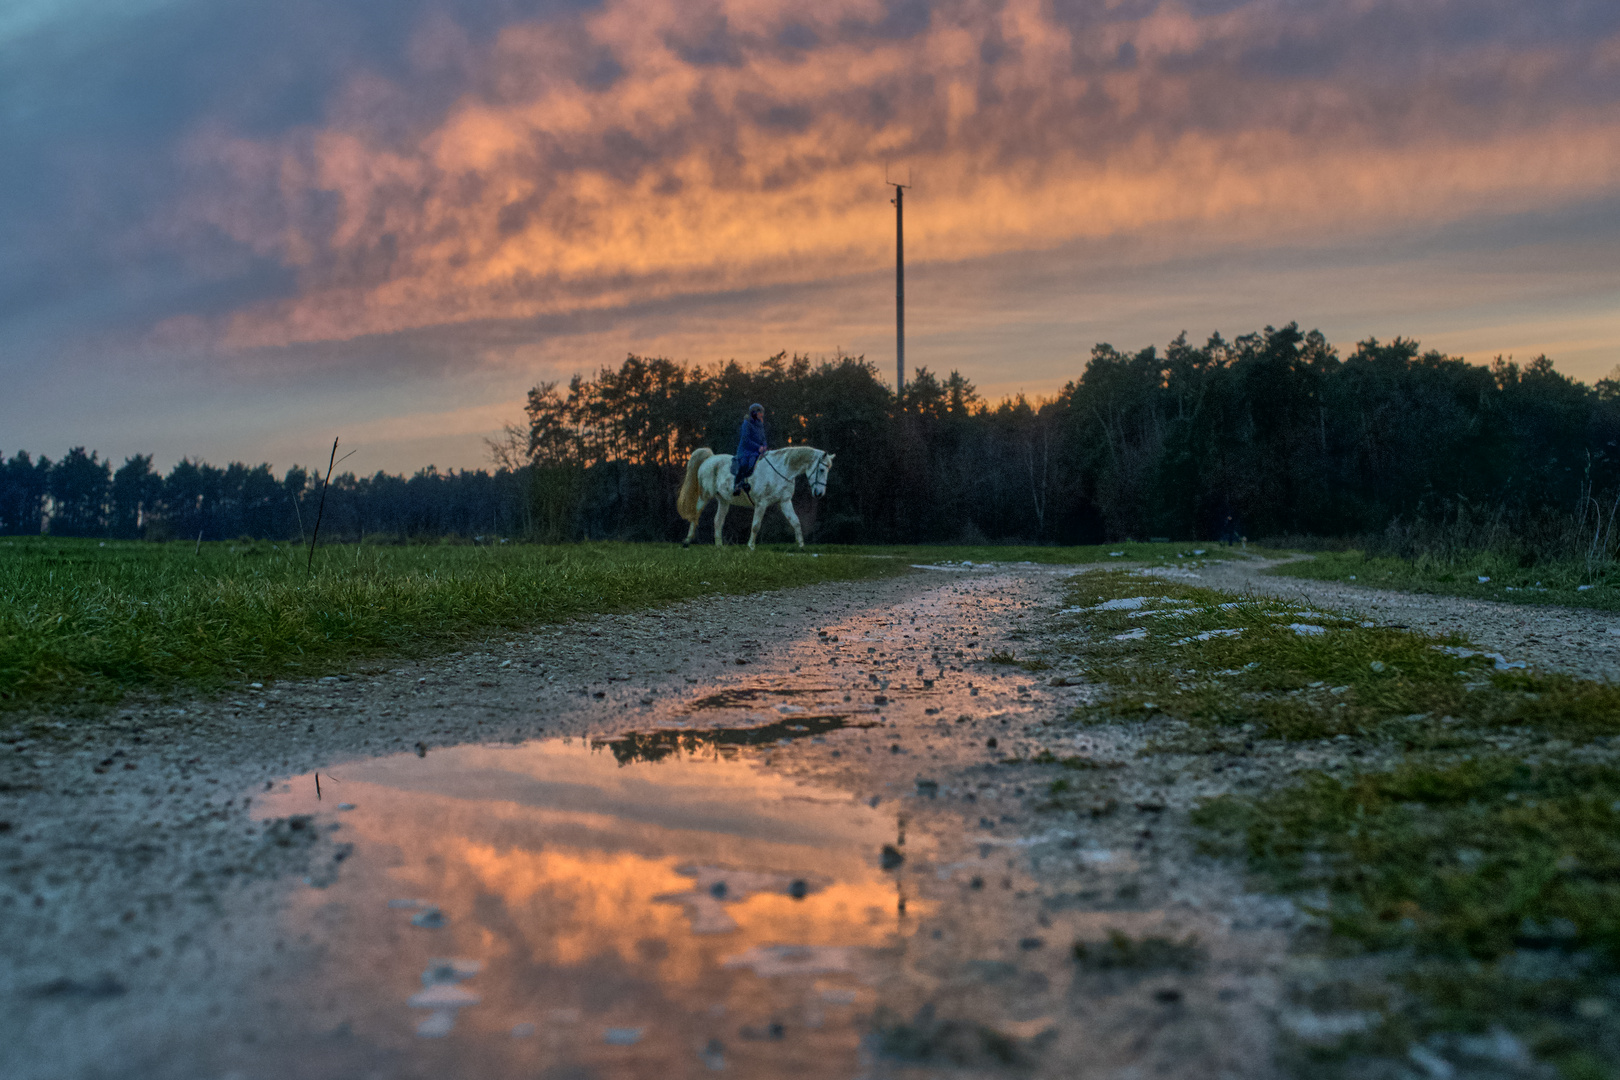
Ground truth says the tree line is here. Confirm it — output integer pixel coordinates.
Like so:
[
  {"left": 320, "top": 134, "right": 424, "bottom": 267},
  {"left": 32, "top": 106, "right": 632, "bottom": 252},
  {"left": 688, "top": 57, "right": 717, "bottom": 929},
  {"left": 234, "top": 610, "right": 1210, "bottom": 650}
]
[
  {"left": 0, "top": 451, "right": 528, "bottom": 542},
  {"left": 8, "top": 322, "right": 1618, "bottom": 546},
  {"left": 503, "top": 329, "right": 1620, "bottom": 546}
]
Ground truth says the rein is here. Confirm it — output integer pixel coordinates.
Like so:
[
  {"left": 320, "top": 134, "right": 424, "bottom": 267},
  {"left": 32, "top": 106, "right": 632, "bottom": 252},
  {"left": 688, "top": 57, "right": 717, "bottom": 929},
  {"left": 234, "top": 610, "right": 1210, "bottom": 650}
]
[
  {"left": 762, "top": 449, "right": 827, "bottom": 496},
  {"left": 759, "top": 452, "right": 792, "bottom": 484}
]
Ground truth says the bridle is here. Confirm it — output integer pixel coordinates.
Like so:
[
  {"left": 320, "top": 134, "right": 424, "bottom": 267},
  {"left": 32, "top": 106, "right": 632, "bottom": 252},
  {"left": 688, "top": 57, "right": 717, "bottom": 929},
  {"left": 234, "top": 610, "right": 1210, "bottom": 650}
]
[{"left": 807, "top": 450, "right": 830, "bottom": 498}]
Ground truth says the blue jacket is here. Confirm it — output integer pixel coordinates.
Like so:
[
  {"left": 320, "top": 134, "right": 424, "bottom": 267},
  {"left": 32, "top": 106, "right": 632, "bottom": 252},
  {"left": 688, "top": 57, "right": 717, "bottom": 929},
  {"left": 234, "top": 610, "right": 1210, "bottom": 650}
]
[{"left": 734, "top": 416, "right": 767, "bottom": 470}]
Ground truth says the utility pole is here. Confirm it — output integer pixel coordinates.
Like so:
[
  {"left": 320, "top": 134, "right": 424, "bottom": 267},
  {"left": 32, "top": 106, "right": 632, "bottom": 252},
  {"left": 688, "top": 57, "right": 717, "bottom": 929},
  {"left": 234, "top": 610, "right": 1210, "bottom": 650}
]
[{"left": 888, "top": 175, "right": 910, "bottom": 397}]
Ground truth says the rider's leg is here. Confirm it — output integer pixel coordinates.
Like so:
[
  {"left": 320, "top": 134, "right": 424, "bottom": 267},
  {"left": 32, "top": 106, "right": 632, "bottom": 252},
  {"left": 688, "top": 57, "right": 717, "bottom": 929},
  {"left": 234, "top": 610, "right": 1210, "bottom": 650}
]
[
  {"left": 778, "top": 499, "right": 805, "bottom": 548},
  {"left": 713, "top": 498, "right": 730, "bottom": 547},
  {"left": 747, "top": 500, "right": 768, "bottom": 550}
]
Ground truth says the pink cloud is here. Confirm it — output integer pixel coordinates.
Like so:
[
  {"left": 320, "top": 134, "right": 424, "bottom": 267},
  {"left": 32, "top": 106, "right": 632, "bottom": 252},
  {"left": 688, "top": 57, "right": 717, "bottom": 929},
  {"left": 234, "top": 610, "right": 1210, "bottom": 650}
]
[{"left": 163, "top": 0, "right": 1620, "bottom": 350}]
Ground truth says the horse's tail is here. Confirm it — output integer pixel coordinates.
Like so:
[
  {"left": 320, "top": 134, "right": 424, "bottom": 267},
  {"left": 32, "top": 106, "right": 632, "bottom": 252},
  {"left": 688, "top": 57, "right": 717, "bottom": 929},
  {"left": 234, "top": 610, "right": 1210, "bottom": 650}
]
[{"left": 677, "top": 448, "right": 713, "bottom": 523}]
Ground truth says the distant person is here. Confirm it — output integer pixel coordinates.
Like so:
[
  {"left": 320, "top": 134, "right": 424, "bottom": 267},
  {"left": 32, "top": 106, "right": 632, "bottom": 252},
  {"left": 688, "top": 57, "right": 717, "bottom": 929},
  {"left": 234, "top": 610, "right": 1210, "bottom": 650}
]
[
  {"left": 1221, "top": 513, "right": 1241, "bottom": 546},
  {"left": 732, "top": 403, "right": 768, "bottom": 496}
]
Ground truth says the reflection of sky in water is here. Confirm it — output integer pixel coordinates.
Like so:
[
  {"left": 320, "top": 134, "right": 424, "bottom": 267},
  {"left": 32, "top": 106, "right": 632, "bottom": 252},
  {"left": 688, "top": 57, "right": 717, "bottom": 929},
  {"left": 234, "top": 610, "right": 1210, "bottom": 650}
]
[{"left": 251, "top": 738, "right": 920, "bottom": 1078}]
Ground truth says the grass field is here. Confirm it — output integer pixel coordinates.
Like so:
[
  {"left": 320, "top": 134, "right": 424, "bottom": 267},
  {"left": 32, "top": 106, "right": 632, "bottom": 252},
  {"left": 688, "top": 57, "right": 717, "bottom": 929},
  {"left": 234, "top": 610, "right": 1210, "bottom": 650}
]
[
  {"left": 0, "top": 537, "right": 908, "bottom": 713},
  {"left": 1270, "top": 549, "right": 1620, "bottom": 610}
]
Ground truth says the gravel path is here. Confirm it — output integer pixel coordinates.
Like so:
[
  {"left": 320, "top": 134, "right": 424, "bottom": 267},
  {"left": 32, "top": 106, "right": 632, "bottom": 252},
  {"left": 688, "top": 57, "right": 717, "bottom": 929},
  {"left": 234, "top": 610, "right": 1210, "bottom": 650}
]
[{"left": 1194, "top": 555, "right": 1620, "bottom": 682}]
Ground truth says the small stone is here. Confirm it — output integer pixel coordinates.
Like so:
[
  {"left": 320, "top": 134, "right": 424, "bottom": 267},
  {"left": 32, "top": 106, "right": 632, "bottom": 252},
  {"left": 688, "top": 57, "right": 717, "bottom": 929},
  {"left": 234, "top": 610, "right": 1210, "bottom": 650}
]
[
  {"left": 411, "top": 906, "right": 447, "bottom": 929},
  {"left": 880, "top": 845, "right": 905, "bottom": 870},
  {"left": 701, "top": 1037, "right": 726, "bottom": 1070},
  {"left": 409, "top": 984, "right": 480, "bottom": 1009},
  {"left": 788, "top": 879, "right": 808, "bottom": 900},
  {"left": 1408, "top": 1044, "right": 1455, "bottom": 1079},
  {"left": 416, "top": 1010, "right": 456, "bottom": 1038},
  {"left": 603, "top": 1027, "right": 645, "bottom": 1045},
  {"left": 422, "top": 958, "right": 481, "bottom": 985},
  {"left": 337, "top": 803, "right": 356, "bottom": 811}
]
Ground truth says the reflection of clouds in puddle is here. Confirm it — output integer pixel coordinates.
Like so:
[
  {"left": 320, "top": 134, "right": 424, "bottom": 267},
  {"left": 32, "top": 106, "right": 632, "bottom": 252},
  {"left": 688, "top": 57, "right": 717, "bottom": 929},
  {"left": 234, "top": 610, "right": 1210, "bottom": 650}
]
[
  {"left": 655, "top": 866, "right": 825, "bottom": 934},
  {"left": 252, "top": 739, "right": 919, "bottom": 1075},
  {"left": 723, "top": 945, "right": 860, "bottom": 978}
]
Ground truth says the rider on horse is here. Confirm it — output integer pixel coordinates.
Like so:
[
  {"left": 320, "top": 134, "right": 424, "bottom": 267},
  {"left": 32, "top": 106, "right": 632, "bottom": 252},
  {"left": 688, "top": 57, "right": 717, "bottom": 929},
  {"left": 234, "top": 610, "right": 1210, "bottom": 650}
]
[{"left": 732, "top": 403, "right": 767, "bottom": 496}]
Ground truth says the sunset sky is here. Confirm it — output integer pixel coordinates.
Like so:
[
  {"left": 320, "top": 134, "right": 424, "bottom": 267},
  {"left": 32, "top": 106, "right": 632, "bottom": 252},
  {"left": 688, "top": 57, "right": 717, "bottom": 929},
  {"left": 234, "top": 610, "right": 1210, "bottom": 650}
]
[{"left": 5, "top": 0, "right": 1620, "bottom": 475}]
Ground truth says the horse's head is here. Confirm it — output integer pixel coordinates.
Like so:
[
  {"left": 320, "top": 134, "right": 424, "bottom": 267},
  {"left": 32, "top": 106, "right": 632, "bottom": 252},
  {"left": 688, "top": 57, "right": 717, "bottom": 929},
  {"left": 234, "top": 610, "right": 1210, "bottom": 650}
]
[{"left": 810, "top": 451, "right": 835, "bottom": 497}]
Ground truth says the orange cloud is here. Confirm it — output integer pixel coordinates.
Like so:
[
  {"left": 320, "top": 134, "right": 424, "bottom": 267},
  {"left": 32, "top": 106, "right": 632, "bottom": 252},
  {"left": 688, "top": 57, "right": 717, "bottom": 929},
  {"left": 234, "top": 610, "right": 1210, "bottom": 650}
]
[{"left": 174, "top": 0, "right": 1620, "bottom": 350}]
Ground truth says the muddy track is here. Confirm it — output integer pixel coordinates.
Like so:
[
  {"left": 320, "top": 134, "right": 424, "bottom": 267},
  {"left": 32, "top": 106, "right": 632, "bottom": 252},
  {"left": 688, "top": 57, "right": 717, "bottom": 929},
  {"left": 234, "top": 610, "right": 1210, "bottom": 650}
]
[{"left": 1, "top": 562, "right": 1327, "bottom": 1079}]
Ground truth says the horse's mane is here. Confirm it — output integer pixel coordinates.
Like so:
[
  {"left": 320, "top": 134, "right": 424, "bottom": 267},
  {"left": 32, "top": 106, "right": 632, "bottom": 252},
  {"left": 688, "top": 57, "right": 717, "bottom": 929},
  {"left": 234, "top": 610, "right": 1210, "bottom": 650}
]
[{"left": 777, "top": 446, "right": 819, "bottom": 473}]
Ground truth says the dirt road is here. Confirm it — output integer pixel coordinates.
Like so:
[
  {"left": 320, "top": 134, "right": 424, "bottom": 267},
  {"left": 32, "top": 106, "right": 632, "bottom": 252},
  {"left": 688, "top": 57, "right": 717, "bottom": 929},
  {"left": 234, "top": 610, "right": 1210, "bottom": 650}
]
[{"left": 14, "top": 554, "right": 1598, "bottom": 1079}]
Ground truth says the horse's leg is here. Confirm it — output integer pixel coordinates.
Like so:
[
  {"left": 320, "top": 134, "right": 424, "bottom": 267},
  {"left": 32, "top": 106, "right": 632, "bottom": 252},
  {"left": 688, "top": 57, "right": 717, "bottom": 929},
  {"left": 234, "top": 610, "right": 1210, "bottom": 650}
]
[
  {"left": 778, "top": 499, "right": 805, "bottom": 548},
  {"left": 747, "top": 500, "right": 769, "bottom": 550},
  {"left": 713, "top": 498, "right": 730, "bottom": 547},
  {"left": 683, "top": 503, "right": 701, "bottom": 548}
]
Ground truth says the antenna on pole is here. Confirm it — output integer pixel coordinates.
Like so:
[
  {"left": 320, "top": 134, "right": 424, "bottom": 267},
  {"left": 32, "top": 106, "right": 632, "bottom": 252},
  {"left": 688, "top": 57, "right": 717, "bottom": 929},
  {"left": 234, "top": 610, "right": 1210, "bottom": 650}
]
[{"left": 886, "top": 165, "right": 911, "bottom": 399}]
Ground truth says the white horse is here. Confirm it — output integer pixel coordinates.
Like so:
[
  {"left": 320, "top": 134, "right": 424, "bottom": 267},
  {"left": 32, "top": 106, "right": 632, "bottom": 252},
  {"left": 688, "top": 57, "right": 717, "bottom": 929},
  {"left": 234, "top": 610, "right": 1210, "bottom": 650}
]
[{"left": 677, "top": 446, "right": 834, "bottom": 549}]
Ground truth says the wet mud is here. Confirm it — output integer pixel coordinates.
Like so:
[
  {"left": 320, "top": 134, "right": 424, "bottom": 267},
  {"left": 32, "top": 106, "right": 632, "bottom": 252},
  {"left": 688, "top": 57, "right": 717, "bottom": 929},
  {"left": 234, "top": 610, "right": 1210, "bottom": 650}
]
[{"left": 2, "top": 566, "right": 1293, "bottom": 1080}]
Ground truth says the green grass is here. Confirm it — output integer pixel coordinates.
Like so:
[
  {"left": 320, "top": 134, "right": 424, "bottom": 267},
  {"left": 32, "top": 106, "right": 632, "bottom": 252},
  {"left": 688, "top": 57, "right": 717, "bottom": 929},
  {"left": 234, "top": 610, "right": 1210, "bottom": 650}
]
[
  {"left": 1038, "top": 567, "right": 1620, "bottom": 1075},
  {"left": 1056, "top": 570, "right": 1620, "bottom": 743},
  {"left": 0, "top": 537, "right": 903, "bottom": 713},
  {"left": 1271, "top": 550, "right": 1620, "bottom": 610},
  {"left": 1196, "top": 761, "right": 1620, "bottom": 1076}
]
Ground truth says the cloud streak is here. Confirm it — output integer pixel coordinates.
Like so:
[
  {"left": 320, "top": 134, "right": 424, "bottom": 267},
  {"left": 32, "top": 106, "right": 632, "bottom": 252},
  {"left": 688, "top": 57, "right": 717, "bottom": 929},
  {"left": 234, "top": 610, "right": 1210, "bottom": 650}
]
[{"left": 159, "top": 0, "right": 1620, "bottom": 350}]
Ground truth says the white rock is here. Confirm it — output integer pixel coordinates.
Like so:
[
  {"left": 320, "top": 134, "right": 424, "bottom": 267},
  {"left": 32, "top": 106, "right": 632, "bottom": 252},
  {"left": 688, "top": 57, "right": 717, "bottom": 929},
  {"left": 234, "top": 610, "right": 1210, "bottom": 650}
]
[{"left": 409, "top": 984, "right": 481, "bottom": 1009}]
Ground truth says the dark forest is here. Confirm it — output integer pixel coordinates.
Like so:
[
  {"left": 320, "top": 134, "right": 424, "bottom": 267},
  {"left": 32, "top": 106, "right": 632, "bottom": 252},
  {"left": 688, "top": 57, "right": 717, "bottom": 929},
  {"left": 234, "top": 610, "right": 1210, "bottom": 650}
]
[{"left": 7, "top": 323, "right": 1619, "bottom": 548}]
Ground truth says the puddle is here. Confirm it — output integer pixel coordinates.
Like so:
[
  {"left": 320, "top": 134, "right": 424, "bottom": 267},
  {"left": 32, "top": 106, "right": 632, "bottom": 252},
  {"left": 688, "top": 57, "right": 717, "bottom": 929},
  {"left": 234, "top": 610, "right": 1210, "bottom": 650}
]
[{"left": 249, "top": 738, "right": 919, "bottom": 1078}]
